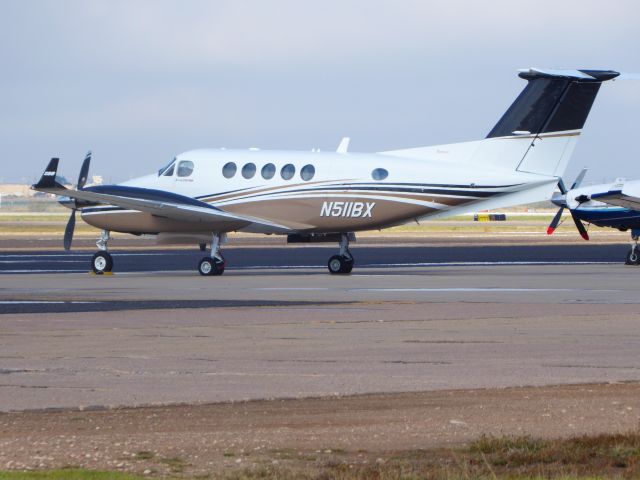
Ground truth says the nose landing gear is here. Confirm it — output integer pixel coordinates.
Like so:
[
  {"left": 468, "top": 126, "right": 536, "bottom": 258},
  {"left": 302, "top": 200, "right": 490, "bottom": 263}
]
[
  {"left": 91, "top": 230, "right": 113, "bottom": 274},
  {"left": 198, "top": 232, "right": 226, "bottom": 276},
  {"left": 328, "top": 233, "right": 355, "bottom": 274}
]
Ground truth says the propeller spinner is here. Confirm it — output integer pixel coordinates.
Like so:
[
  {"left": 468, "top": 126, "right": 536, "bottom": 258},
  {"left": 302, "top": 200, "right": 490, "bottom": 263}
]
[
  {"left": 62, "top": 151, "right": 91, "bottom": 250},
  {"left": 547, "top": 168, "right": 589, "bottom": 240}
]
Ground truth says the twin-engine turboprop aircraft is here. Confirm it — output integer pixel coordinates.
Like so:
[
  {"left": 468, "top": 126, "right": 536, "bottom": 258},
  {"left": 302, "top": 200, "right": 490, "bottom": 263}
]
[
  {"left": 548, "top": 174, "right": 640, "bottom": 264},
  {"left": 33, "top": 68, "right": 621, "bottom": 275}
]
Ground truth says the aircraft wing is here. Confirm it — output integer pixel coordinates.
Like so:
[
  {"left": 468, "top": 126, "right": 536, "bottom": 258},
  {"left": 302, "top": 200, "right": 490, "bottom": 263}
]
[
  {"left": 32, "top": 158, "right": 291, "bottom": 234},
  {"left": 590, "top": 190, "right": 640, "bottom": 211}
]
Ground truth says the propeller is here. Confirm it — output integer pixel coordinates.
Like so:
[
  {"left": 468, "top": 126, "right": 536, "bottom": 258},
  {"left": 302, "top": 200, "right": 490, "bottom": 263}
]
[
  {"left": 62, "top": 151, "right": 91, "bottom": 251},
  {"left": 547, "top": 168, "right": 589, "bottom": 240}
]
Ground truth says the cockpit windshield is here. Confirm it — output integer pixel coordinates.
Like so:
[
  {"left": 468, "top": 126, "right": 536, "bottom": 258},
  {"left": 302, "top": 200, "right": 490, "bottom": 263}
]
[{"left": 158, "top": 158, "right": 176, "bottom": 176}]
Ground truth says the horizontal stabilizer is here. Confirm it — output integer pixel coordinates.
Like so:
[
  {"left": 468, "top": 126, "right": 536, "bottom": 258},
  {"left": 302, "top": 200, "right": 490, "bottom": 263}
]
[{"left": 518, "top": 68, "right": 619, "bottom": 81}]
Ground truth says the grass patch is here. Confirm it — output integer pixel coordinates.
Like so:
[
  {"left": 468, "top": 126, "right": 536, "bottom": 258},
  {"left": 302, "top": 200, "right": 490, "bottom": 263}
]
[
  {"left": 2, "top": 433, "right": 639, "bottom": 479},
  {"left": 230, "top": 432, "right": 640, "bottom": 479},
  {"left": 133, "top": 451, "right": 154, "bottom": 461},
  {"left": 159, "top": 456, "right": 189, "bottom": 473}
]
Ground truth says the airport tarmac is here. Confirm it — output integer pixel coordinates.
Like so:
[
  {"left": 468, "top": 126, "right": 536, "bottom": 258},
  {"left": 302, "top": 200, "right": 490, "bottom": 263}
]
[{"left": 1, "top": 244, "right": 640, "bottom": 411}]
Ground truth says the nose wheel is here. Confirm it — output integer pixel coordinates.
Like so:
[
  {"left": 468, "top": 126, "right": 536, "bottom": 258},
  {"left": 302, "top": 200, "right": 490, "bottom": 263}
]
[
  {"left": 91, "top": 230, "right": 113, "bottom": 274},
  {"left": 92, "top": 251, "right": 113, "bottom": 274},
  {"left": 327, "top": 233, "right": 355, "bottom": 274}
]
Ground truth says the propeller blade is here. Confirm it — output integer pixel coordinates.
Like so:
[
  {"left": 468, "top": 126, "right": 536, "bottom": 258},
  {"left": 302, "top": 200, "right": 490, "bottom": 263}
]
[
  {"left": 571, "top": 211, "right": 589, "bottom": 241},
  {"left": 547, "top": 207, "right": 565, "bottom": 235},
  {"left": 570, "top": 168, "right": 588, "bottom": 190},
  {"left": 77, "top": 151, "right": 91, "bottom": 189},
  {"left": 557, "top": 178, "right": 567, "bottom": 195},
  {"left": 63, "top": 210, "right": 76, "bottom": 251}
]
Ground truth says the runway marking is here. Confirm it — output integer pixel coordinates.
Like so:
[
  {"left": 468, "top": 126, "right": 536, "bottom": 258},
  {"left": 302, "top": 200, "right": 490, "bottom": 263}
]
[
  {"left": 0, "top": 260, "right": 86, "bottom": 264},
  {"left": 256, "top": 287, "right": 330, "bottom": 290},
  {"left": 0, "top": 301, "right": 97, "bottom": 304},
  {"left": 0, "top": 270, "right": 87, "bottom": 273},
  {"left": 257, "top": 287, "right": 330, "bottom": 291},
  {"left": 367, "top": 261, "right": 618, "bottom": 267},
  {"left": 254, "top": 287, "right": 617, "bottom": 293},
  {"left": 0, "top": 253, "right": 187, "bottom": 258},
  {"left": 0, "top": 260, "right": 622, "bottom": 275},
  {"left": 350, "top": 287, "right": 617, "bottom": 293}
]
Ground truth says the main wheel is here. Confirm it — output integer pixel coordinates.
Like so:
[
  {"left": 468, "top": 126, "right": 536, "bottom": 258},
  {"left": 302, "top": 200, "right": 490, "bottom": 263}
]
[
  {"left": 198, "top": 256, "right": 225, "bottom": 276},
  {"left": 625, "top": 248, "right": 640, "bottom": 265},
  {"left": 92, "top": 251, "right": 113, "bottom": 274},
  {"left": 328, "top": 255, "right": 353, "bottom": 274}
]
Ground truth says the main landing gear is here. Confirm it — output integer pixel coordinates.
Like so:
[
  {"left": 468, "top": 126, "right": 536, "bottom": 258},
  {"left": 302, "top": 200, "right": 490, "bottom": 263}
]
[
  {"left": 198, "top": 232, "right": 226, "bottom": 276},
  {"left": 91, "top": 230, "right": 113, "bottom": 274},
  {"left": 625, "top": 230, "right": 640, "bottom": 266},
  {"left": 328, "top": 233, "right": 355, "bottom": 274}
]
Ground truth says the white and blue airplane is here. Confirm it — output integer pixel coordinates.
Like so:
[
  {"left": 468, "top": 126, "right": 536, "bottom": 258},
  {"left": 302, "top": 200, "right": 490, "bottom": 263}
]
[
  {"left": 33, "top": 68, "right": 622, "bottom": 275},
  {"left": 548, "top": 174, "right": 640, "bottom": 264}
]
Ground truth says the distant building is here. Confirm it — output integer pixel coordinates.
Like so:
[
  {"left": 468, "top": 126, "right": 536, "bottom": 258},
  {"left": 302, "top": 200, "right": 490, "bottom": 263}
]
[{"left": 0, "top": 184, "right": 34, "bottom": 197}]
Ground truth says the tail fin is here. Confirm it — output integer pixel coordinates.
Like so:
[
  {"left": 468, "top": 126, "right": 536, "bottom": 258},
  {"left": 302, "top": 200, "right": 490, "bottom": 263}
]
[
  {"left": 485, "top": 68, "right": 618, "bottom": 176},
  {"left": 32, "top": 157, "right": 66, "bottom": 191},
  {"left": 381, "top": 68, "right": 619, "bottom": 178}
]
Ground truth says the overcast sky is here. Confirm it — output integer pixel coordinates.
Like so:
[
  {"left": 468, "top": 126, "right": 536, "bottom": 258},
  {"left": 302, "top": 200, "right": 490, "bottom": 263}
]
[{"left": 1, "top": 0, "right": 639, "bottom": 184}]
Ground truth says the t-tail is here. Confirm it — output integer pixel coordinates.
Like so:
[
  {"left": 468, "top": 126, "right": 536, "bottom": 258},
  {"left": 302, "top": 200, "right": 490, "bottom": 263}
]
[
  {"left": 382, "top": 68, "right": 620, "bottom": 216},
  {"left": 484, "top": 68, "right": 619, "bottom": 176}
]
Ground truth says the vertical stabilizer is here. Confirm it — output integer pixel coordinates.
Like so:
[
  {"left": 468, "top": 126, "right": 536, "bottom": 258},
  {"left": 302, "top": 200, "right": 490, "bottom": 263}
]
[
  {"left": 380, "top": 68, "right": 619, "bottom": 180},
  {"left": 480, "top": 68, "right": 618, "bottom": 177}
]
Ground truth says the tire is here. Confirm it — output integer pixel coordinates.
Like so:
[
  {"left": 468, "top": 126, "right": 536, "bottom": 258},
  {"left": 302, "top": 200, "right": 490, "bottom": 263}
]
[
  {"left": 198, "top": 256, "right": 226, "bottom": 276},
  {"left": 343, "top": 258, "right": 354, "bottom": 274},
  {"left": 625, "top": 249, "right": 640, "bottom": 266},
  {"left": 328, "top": 255, "right": 353, "bottom": 274},
  {"left": 92, "top": 251, "right": 113, "bottom": 274},
  {"left": 198, "top": 258, "right": 214, "bottom": 276}
]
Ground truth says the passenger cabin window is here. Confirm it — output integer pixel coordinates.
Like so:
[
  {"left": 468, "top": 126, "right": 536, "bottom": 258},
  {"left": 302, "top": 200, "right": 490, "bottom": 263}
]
[
  {"left": 261, "top": 163, "right": 276, "bottom": 179},
  {"left": 371, "top": 168, "right": 388, "bottom": 181},
  {"left": 301, "top": 164, "right": 315, "bottom": 181},
  {"left": 222, "top": 162, "right": 237, "bottom": 178},
  {"left": 177, "top": 160, "right": 194, "bottom": 177},
  {"left": 242, "top": 163, "right": 256, "bottom": 179},
  {"left": 281, "top": 163, "right": 295, "bottom": 180}
]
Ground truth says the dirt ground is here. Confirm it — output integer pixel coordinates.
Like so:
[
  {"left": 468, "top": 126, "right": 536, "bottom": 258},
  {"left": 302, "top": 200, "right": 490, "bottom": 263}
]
[{"left": 1, "top": 383, "right": 638, "bottom": 476}]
